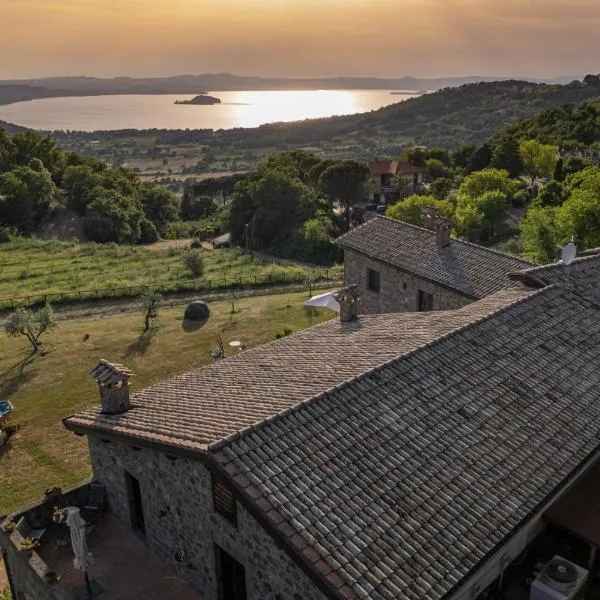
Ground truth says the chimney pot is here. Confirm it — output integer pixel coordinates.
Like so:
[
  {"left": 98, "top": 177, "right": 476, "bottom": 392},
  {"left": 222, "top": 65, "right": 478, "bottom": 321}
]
[
  {"left": 91, "top": 359, "right": 133, "bottom": 414},
  {"left": 334, "top": 286, "right": 360, "bottom": 323},
  {"left": 435, "top": 217, "right": 451, "bottom": 247}
]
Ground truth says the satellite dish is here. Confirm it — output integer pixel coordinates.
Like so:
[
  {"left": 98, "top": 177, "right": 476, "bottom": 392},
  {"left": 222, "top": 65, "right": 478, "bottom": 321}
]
[{"left": 561, "top": 242, "right": 577, "bottom": 266}]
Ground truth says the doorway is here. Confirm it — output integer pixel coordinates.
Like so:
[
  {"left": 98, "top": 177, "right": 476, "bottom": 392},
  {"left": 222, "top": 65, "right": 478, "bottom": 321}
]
[
  {"left": 215, "top": 545, "right": 247, "bottom": 600},
  {"left": 125, "top": 471, "right": 145, "bottom": 535}
]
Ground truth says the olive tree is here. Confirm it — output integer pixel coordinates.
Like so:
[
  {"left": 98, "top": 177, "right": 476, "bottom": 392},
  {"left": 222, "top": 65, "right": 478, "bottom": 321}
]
[{"left": 5, "top": 303, "right": 56, "bottom": 354}]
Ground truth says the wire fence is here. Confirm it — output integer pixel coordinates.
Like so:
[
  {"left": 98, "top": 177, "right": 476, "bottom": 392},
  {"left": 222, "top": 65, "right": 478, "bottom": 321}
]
[{"left": 0, "top": 268, "right": 345, "bottom": 313}]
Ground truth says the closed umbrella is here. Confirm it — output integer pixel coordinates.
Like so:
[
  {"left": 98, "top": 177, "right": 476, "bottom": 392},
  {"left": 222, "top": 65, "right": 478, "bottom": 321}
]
[{"left": 65, "top": 507, "right": 94, "bottom": 598}]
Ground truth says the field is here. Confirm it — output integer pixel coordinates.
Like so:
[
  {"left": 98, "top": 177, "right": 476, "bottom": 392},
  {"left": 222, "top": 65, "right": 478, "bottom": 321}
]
[
  {"left": 0, "top": 291, "right": 332, "bottom": 516},
  {"left": 0, "top": 240, "right": 342, "bottom": 309}
]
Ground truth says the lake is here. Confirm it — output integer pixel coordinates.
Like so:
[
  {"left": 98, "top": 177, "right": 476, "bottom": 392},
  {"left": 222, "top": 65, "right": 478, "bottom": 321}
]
[{"left": 0, "top": 90, "right": 417, "bottom": 132}]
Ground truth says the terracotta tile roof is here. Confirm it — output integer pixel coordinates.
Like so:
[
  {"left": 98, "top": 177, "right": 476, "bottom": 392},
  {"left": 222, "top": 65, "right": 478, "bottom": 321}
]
[
  {"left": 509, "top": 252, "right": 600, "bottom": 288},
  {"left": 369, "top": 160, "right": 398, "bottom": 175},
  {"left": 64, "top": 288, "right": 530, "bottom": 449},
  {"left": 368, "top": 160, "right": 428, "bottom": 176},
  {"left": 335, "top": 216, "right": 532, "bottom": 298},
  {"left": 212, "top": 274, "right": 600, "bottom": 600},
  {"left": 395, "top": 160, "right": 428, "bottom": 174}
]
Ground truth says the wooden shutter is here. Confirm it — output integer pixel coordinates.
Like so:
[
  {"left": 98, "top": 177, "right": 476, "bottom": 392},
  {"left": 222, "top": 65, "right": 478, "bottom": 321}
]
[{"left": 212, "top": 477, "right": 237, "bottom": 525}]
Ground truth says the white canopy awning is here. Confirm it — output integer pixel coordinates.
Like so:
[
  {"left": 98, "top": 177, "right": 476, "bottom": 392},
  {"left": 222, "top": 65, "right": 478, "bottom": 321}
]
[{"left": 304, "top": 291, "right": 340, "bottom": 312}]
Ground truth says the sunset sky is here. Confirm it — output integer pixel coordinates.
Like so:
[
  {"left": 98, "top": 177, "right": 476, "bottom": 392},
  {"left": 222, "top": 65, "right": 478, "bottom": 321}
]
[{"left": 3, "top": 0, "right": 599, "bottom": 79}]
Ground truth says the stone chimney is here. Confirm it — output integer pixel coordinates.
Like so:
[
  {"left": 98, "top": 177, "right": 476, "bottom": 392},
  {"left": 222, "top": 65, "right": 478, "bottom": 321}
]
[
  {"left": 421, "top": 205, "right": 440, "bottom": 230},
  {"left": 91, "top": 359, "right": 133, "bottom": 415},
  {"left": 435, "top": 217, "right": 451, "bottom": 247},
  {"left": 333, "top": 285, "right": 360, "bottom": 323}
]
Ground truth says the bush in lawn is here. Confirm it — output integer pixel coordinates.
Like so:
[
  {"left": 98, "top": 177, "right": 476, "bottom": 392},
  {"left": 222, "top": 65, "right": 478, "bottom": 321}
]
[
  {"left": 184, "top": 301, "right": 210, "bottom": 320},
  {"left": 183, "top": 249, "right": 204, "bottom": 278}
]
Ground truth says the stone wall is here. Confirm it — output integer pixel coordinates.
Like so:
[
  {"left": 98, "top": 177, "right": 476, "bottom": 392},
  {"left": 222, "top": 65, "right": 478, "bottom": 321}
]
[
  {"left": 89, "top": 436, "right": 328, "bottom": 600},
  {"left": 0, "top": 482, "right": 89, "bottom": 600},
  {"left": 343, "top": 249, "right": 472, "bottom": 314}
]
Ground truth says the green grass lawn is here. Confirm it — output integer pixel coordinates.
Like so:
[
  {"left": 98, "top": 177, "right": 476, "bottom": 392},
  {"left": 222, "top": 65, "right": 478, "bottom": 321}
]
[
  {"left": 0, "top": 292, "right": 333, "bottom": 515},
  {"left": 0, "top": 240, "right": 341, "bottom": 306}
]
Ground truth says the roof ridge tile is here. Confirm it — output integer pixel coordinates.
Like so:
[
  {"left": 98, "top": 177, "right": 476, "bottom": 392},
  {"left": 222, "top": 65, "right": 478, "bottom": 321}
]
[{"left": 208, "top": 285, "right": 547, "bottom": 453}]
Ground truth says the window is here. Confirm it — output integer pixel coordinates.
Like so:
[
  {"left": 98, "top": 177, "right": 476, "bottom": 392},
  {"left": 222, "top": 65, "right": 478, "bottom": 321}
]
[
  {"left": 367, "top": 268, "right": 380, "bottom": 293},
  {"left": 212, "top": 476, "right": 237, "bottom": 524},
  {"left": 417, "top": 290, "right": 434, "bottom": 312}
]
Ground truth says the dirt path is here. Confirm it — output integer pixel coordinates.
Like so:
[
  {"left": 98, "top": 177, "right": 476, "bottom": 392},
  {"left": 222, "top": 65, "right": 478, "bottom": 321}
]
[
  {"left": 0, "top": 281, "right": 342, "bottom": 324},
  {"left": 141, "top": 239, "right": 193, "bottom": 251}
]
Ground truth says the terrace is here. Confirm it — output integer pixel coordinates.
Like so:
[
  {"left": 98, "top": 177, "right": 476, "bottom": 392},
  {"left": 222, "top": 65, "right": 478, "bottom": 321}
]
[{"left": 1, "top": 481, "right": 202, "bottom": 600}]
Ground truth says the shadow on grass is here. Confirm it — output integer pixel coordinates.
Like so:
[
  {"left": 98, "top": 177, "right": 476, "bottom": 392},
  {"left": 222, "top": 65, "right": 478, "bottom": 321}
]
[
  {"left": 181, "top": 319, "right": 208, "bottom": 333},
  {"left": 0, "top": 437, "right": 12, "bottom": 459},
  {"left": 0, "top": 352, "right": 38, "bottom": 397},
  {"left": 123, "top": 328, "right": 157, "bottom": 358}
]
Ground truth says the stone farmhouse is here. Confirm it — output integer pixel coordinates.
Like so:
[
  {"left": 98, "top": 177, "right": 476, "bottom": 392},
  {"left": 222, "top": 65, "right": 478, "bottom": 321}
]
[
  {"left": 5, "top": 247, "right": 600, "bottom": 600},
  {"left": 369, "top": 159, "right": 428, "bottom": 204},
  {"left": 336, "top": 213, "right": 532, "bottom": 314}
]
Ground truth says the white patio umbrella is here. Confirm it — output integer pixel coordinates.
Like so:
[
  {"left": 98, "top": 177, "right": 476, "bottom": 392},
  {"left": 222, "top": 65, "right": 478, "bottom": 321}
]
[
  {"left": 65, "top": 507, "right": 94, "bottom": 598},
  {"left": 304, "top": 291, "right": 340, "bottom": 312}
]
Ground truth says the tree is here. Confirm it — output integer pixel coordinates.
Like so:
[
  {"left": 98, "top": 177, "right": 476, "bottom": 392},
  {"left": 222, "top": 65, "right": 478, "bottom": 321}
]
[
  {"left": 553, "top": 158, "right": 564, "bottom": 182},
  {"left": 141, "top": 292, "right": 161, "bottom": 332},
  {"left": 181, "top": 192, "right": 217, "bottom": 220},
  {"left": 520, "top": 205, "right": 558, "bottom": 262},
  {"left": 139, "top": 185, "right": 180, "bottom": 236},
  {"left": 83, "top": 188, "right": 143, "bottom": 244},
  {"left": 0, "top": 163, "right": 59, "bottom": 234},
  {"left": 555, "top": 187, "right": 600, "bottom": 250},
  {"left": 318, "top": 160, "right": 370, "bottom": 231},
  {"left": 424, "top": 147, "right": 451, "bottom": 166},
  {"left": 467, "top": 143, "right": 493, "bottom": 173},
  {"left": 454, "top": 203, "right": 484, "bottom": 240},
  {"left": 491, "top": 134, "right": 523, "bottom": 178},
  {"left": 429, "top": 177, "right": 454, "bottom": 200},
  {"left": 519, "top": 139, "right": 558, "bottom": 186},
  {"left": 386, "top": 195, "right": 454, "bottom": 227},
  {"left": 184, "top": 249, "right": 205, "bottom": 277},
  {"left": 538, "top": 181, "right": 566, "bottom": 207},
  {"left": 459, "top": 168, "right": 519, "bottom": 200},
  {"left": 250, "top": 171, "right": 320, "bottom": 245},
  {"left": 426, "top": 158, "right": 451, "bottom": 180},
  {"left": 402, "top": 147, "right": 427, "bottom": 167},
  {"left": 452, "top": 144, "right": 477, "bottom": 172},
  {"left": 61, "top": 164, "right": 105, "bottom": 214},
  {"left": 5, "top": 303, "right": 56, "bottom": 354}
]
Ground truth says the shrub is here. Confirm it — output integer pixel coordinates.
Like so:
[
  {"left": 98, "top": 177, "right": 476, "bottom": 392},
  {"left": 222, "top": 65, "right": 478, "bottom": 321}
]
[
  {"left": 184, "top": 301, "right": 210, "bottom": 320},
  {"left": 183, "top": 249, "right": 205, "bottom": 277},
  {"left": 139, "top": 218, "right": 160, "bottom": 244},
  {"left": 0, "top": 226, "right": 18, "bottom": 243}
]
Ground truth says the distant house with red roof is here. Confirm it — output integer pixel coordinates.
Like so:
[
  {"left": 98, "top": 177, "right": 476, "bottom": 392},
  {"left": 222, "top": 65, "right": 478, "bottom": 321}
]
[{"left": 369, "top": 159, "right": 427, "bottom": 204}]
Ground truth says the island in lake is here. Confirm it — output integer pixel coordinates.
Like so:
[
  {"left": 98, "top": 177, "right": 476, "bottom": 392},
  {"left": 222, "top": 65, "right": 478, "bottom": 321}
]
[{"left": 175, "top": 94, "right": 221, "bottom": 105}]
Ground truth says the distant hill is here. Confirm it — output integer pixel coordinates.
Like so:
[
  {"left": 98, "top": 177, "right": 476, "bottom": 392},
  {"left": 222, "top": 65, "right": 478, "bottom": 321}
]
[
  {"left": 148, "top": 78, "right": 600, "bottom": 154},
  {"left": 0, "top": 119, "right": 29, "bottom": 134},
  {"left": 7, "top": 76, "right": 600, "bottom": 162},
  {"left": 0, "top": 73, "right": 578, "bottom": 99}
]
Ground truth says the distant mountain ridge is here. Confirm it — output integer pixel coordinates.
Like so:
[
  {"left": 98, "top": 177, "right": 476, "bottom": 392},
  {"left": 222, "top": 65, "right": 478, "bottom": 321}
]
[{"left": 0, "top": 72, "right": 580, "bottom": 100}]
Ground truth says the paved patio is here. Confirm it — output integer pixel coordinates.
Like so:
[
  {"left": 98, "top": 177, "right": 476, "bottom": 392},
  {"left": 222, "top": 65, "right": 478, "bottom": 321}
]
[{"left": 39, "top": 512, "right": 203, "bottom": 600}]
